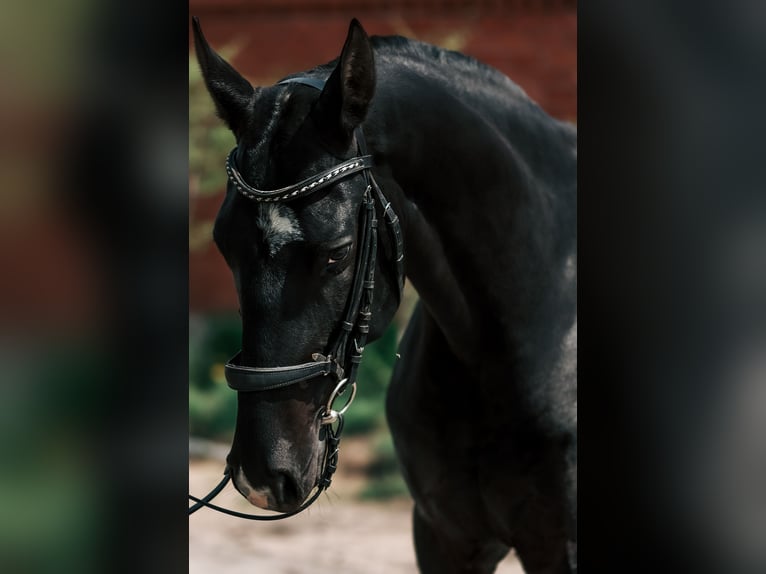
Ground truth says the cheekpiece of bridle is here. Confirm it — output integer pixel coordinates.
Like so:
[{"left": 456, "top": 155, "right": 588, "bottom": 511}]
[{"left": 189, "top": 76, "right": 405, "bottom": 520}]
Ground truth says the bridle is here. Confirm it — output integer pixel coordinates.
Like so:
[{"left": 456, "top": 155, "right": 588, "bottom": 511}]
[{"left": 189, "top": 76, "right": 405, "bottom": 520}]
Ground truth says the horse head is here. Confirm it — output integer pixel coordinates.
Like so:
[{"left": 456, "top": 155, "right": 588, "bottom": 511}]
[{"left": 193, "top": 18, "right": 402, "bottom": 512}]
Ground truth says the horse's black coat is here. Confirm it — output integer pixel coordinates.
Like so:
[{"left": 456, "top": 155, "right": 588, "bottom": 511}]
[{"left": 195, "top": 18, "right": 576, "bottom": 574}]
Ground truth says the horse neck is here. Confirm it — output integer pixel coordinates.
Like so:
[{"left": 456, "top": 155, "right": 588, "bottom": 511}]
[{"left": 368, "top": 70, "right": 577, "bottom": 364}]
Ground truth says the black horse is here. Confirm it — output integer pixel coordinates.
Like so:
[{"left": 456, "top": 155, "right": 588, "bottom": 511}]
[{"left": 193, "top": 18, "right": 576, "bottom": 574}]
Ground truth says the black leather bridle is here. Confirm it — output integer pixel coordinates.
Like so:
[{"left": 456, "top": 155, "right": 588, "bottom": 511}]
[{"left": 189, "top": 76, "right": 405, "bottom": 520}]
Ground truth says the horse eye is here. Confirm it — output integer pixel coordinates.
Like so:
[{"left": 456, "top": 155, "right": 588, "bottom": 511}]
[{"left": 327, "top": 244, "right": 351, "bottom": 265}]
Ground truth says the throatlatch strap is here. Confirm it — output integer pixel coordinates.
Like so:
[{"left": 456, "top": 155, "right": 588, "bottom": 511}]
[
  {"left": 371, "top": 179, "right": 405, "bottom": 299},
  {"left": 352, "top": 127, "right": 405, "bottom": 301}
]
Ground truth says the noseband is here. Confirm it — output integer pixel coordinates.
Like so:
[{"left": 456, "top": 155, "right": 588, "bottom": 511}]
[{"left": 189, "top": 76, "right": 405, "bottom": 520}]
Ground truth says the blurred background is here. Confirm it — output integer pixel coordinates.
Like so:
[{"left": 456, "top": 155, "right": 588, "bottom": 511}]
[
  {"left": 188, "top": 1, "right": 575, "bottom": 572},
  {"left": 0, "top": 1, "right": 189, "bottom": 572}
]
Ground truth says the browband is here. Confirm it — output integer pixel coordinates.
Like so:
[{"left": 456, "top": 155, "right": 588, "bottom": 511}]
[
  {"left": 226, "top": 152, "right": 374, "bottom": 203},
  {"left": 225, "top": 76, "right": 374, "bottom": 204}
]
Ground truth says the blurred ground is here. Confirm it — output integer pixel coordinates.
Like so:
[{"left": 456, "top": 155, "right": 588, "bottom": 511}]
[{"left": 190, "top": 438, "right": 524, "bottom": 574}]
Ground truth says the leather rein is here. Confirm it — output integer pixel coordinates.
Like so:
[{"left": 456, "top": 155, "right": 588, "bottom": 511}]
[{"left": 189, "top": 76, "right": 405, "bottom": 520}]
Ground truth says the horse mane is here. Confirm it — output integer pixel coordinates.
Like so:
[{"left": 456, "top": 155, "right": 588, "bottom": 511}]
[
  {"left": 373, "top": 35, "right": 531, "bottom": 97},
  {"left": 284, "top": 33, "right": 575, "bottom": 142},
  {"left": 286, "top": 35, "right": 532, "bottom": 108}
]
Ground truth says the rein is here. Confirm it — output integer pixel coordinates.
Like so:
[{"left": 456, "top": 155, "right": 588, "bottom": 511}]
[{"left": 189, "top": 76, "right": 405, "bottom": 520}]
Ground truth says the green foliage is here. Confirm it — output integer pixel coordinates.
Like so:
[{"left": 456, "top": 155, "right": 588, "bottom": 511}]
[
  {"left": 189, "top": 384, "right": 237, "bottom": 443},
  {"left": 188, "top": 313, "right": 241, "bottom": 441},
  {"left": 189, "top": 52, "right": 236, "bottom": 197},
  {"left": 359, "top": 431, "right": 410, "bottom": 500}
]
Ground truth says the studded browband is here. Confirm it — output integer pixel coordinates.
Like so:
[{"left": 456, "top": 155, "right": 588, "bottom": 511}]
[{"left": 226, "top": 153, "right": 375, "bottom": 203}]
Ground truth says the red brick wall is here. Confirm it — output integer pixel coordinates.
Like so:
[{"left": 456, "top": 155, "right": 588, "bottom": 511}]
[
  {"left": 189, "top": 2, "right": 576, "bottom": 120},
  {"left": 189, "top": 1, "right": 576, "bottom": 312}
]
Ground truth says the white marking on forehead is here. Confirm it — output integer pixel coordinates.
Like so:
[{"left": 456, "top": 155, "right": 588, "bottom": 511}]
[{"left": 256, "top": 204, "right": 303, "bottom": 256}]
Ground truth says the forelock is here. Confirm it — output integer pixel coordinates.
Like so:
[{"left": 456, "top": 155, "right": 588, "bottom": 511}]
[{"left": 242, "top": 84, "right": 318, "bottom": 188}]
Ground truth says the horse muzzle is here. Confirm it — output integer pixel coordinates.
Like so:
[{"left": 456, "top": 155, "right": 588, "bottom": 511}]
[{"left": 231, "top": 464, "right": 310, "bottom": 512}]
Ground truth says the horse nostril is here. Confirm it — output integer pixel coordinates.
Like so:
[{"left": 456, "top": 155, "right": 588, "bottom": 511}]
[{"left": 273, "top": 472, "right": 301, "bottom": 507}]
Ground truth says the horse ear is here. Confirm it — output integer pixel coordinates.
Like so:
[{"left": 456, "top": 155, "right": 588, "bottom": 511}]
[
  {"left": 192, "top": 17, "right": 255, "bottom": 136},
  {"left": 315, "top": 18, "right": 376, "bottom": 139}
]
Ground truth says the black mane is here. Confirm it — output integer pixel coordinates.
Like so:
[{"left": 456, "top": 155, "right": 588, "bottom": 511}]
[
  {"left": 288, "top": 34, "right": 562, "bottom": 121},
  {"left": 281, "top": 33, "right": 576, "bottom": 186}
]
